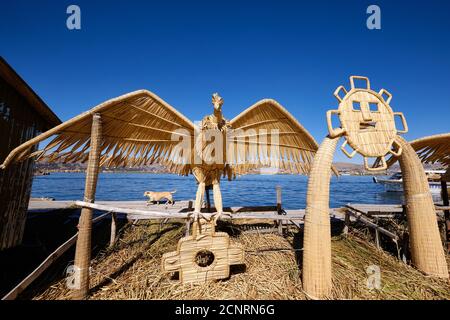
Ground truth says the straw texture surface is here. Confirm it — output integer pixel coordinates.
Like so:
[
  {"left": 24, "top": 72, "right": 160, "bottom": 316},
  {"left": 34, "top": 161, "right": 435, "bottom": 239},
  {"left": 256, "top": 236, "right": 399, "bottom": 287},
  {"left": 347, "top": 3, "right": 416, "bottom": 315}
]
[
  {"left": 302, "top": 136, "right": 338, "bottom": 299},
  {"left": 162, "top": 221, "right": 244, "bottom": 284},
  {"left": 228, "top": 99, "right": 324, "bottom": 176},
  {"left": 72, "top": 114, "right": 103, "bottom": 299},
  {"left": 397, "top": 136, "right": 448, "bottom": 278}
]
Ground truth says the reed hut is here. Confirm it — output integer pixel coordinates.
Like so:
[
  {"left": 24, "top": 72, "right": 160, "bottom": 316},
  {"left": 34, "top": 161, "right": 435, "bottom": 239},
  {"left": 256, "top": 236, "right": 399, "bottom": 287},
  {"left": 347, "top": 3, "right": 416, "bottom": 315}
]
[{"left": 0, "top": 57, "right": 61, "bottom": 250}]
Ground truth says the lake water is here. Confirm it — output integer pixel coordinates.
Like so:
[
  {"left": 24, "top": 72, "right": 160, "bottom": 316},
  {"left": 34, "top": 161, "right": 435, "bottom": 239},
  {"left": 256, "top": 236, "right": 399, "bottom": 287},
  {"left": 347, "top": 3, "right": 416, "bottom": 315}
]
[{"left": 30, "top": 173, "right": 419, "bottom": 209}]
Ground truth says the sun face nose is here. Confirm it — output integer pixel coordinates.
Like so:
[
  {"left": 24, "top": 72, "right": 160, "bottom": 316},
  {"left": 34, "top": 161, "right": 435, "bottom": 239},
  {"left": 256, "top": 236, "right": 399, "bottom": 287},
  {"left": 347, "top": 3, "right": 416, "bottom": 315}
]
[{"left": 360, "top": 102, "right": 373, "bottom": 122}]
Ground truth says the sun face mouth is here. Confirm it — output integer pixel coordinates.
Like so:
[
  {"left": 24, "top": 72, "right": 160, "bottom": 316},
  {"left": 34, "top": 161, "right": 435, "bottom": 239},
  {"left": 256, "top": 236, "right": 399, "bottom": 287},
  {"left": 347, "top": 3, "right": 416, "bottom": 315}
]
[{"left": 359, "top": 121, "right": 377, "bottom": 132}]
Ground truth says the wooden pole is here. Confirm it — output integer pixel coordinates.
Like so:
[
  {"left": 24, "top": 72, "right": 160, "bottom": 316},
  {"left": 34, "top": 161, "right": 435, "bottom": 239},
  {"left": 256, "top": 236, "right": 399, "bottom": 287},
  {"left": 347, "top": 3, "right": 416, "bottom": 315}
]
[
  {"left": 441, "top": 179, "right": 450, "bottom": 253},
  {"left": 397, "top": 136, "right": 448, "bottom": 278},
  {"left": 72, "top": 114, "right": 103, "bottom": 300},
  {"left": 374, "top": 217, "right": 380, "bottom": 249},
  {"left": 302, "top": 136, "right": 338, "bottom": 299},
  {"left": 276, "top": 186, "right": 283, "bottom": 235},
  {"left": 110, "top": 213, "right": 117, "bottom": 248},
  {"left": 343, "top": 212, "right": 350, "bottom": 235},
  {"left": 345, "top": 206, "right": 399, "bottom": 240},
  {"left": 186, "top": 201, "right": 193, "bottom": 236},
  {"left": 205, "top": 185, "right": 212, "bottom": 212}
]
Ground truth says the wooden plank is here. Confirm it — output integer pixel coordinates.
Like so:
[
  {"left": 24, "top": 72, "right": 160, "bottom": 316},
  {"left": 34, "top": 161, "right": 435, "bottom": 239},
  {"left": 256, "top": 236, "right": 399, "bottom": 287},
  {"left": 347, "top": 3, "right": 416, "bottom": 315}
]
[
  {"left": 1, "top": 212, "right": 109, "bottom": 301},
  {"left": 346, "top": 203, "right": 404, "bottom": 214},
  {"left": 28, "top": 200, "right": 194, "bottom": 212},
  {"left": 343, "top": 212, "right": 350, "bottom": 235},
  {"left": 347, "top": 202, "right": 447, "bottom": 214},
  {"left": 289, "top": 219, "right": 304, "bottom": 229},
  {"left": 126, "top": 212, "right": 306, "bottom": 221},
  {"left": 28, "top": 200, "right": 76, "bottom": 211},
  {"left": 345, "top": 206, "right": 399, "bottom": 241},
  {"left": 75, "top": 201, "right": 308, "bottom": 220},
  {"left": 110, "top": 213, "right": 117, "bottom": 247},
  {"left": 276, "top": 186, "right": 283, "bottom": 235}
]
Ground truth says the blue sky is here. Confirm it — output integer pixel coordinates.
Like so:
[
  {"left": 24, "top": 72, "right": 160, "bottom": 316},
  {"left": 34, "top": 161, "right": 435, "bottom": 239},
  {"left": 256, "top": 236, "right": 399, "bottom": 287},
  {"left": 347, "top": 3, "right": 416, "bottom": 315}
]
[{"left": 1, "top": 0, "right": 449, "bottom": 163}]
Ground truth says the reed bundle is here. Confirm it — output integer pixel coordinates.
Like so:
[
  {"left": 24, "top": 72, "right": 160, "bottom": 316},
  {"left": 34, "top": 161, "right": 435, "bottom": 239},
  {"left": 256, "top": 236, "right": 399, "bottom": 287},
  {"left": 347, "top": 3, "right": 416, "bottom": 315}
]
[{"left": 397, "top": 136, "right": 448, "bottom": 277}]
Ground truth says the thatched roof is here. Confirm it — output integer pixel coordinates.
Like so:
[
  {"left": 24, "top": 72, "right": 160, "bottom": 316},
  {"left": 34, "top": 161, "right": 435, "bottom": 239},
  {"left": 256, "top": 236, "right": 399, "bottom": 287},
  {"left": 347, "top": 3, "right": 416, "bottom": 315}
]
[
  {"left": 409, "top": 133, "right": 450, "bottom": 167},
  {"left": 384, "top": 133, "right": 450, "bottom": 170},
  {"left": 228, "top": 98, "right": 323, "bottom": 176},
  {"left": 1, "top": 90, "right": 331, "bottom": 176}
]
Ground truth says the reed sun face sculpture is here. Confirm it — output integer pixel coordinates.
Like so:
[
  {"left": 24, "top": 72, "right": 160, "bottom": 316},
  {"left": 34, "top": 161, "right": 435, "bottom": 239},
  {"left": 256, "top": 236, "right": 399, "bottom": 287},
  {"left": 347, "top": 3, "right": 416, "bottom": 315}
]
[{"left": 326, "top": 76, "right": 408, "bottom": 170}]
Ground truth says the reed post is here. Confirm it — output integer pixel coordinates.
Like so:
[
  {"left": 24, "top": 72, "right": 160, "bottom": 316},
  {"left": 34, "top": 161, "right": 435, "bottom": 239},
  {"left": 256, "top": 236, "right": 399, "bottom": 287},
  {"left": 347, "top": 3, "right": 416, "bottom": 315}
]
[
  {"left": 72, "top": 114, "right": 103, "bottom": 300},
  {"left": 397, "top": 136, "right": 448, "bottom": 278},
  {"left": 276, "top": 186, "right": 283, "bottom": 235},
  {"left": 374, "top": 217, "right": 380, "bottom": 249},
  {"left": 440, "top": 179, "right": 450, "bottom": 253},
  {"left": 185, "top": 201, "right": 193, "bottom": 236},
  {"left": 110, "top": 213, "right": 117, "bottom": 248},
  {"left": 302, "top": 136, "right": 338, "bottom": 299},
  {"left": 205, "top": 185, "right": 212, "bottom": 212},
  {"left": 343, "top": 211, "right": 350, "bottom": 235}
]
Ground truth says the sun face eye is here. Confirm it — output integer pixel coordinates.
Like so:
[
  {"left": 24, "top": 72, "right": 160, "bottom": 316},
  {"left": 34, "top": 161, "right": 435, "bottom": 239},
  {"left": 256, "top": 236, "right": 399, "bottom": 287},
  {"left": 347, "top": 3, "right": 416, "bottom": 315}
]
[
  {"left": 369, "top": 102, "right": 378, "bottom": 112},
  {"left": 352, "top": 101, "right": 361, "bottom": 111}
]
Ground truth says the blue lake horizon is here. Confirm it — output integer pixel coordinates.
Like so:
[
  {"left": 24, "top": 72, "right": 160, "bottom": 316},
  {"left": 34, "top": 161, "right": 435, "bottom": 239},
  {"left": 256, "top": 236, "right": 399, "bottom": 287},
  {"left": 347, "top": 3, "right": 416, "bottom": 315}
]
[{"left": 30, "top": 173, "right": 415, "bottom": 209}]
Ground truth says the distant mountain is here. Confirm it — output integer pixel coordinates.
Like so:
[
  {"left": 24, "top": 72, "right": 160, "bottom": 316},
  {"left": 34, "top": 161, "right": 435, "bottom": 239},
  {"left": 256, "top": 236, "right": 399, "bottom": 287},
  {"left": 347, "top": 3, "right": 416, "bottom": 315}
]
[
  {"left": 332, "top": 161, "right": 444, "bottom": 175},
  {"left": 34, "top": 161, "right": 170, "bottom": 174},
  {"left": 34, "top": 160, "right": 445, "bottom": 176}
]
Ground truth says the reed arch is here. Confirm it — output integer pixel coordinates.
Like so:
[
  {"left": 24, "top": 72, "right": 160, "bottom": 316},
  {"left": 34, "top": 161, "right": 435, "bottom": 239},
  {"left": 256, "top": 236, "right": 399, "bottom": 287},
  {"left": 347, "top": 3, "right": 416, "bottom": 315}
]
[{"left": 302, "top": 76, "right": 448, "bottom": 299}]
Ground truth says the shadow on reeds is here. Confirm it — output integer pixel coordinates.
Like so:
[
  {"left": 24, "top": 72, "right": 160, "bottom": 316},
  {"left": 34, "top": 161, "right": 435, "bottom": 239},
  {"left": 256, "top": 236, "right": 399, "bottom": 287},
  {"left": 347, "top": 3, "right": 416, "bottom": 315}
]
[
  {"left": 88, "top": 224, "right": 180, "bottom": 296},
  {"left": 292, "top": 229, "right": 304, "bottom": 269},
  {"left": 291, "top": 216, "right": 345, "bottom": 270},
  {"left": 229, "top": 263, "right": 247, "bottom": 275},
  {"left": 178, "top": 206, "right": 278, "bottom": 213},
  {"left": 169, "top": 263, "right": 247, "bottom": 282},
  {"left": 8, "top": 208, "right": 129, "bottom": 299}
]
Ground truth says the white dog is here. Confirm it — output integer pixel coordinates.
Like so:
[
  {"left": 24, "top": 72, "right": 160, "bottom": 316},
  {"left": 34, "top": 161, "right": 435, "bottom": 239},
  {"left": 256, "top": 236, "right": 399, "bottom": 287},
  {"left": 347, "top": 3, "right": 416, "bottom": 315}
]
[{"left": 144, "top": 190, "right": 176, "bottom": 205}]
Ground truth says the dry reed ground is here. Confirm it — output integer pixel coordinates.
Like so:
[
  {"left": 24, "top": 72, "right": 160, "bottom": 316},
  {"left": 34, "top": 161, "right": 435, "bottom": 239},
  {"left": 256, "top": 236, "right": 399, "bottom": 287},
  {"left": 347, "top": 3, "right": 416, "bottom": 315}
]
[{"left": 35, "top": 220, "right": 450, "bottom": 300}]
